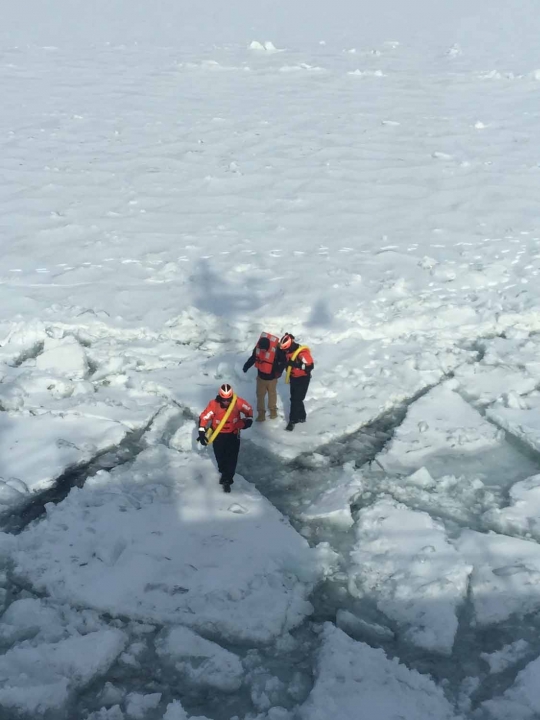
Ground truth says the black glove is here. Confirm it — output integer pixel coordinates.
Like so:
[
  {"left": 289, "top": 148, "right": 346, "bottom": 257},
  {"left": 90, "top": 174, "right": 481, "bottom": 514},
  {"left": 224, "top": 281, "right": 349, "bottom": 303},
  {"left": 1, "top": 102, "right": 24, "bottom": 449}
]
[
  {"left": 242, "top": 363, "right": 249, "bottom": 373},
  {"left": 243, "top": 418, "right": 253, "bottom": 429},
  {"left": 197, "top": 429, "right": 208, "bottom": 446}
]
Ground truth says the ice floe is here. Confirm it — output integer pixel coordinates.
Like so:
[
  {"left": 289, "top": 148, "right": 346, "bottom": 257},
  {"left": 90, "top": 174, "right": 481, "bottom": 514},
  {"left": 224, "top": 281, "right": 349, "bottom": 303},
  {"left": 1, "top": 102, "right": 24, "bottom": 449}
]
[
  {"left": 299, "top": 624, "right": 459, "bottom": 719},
  {"left": 349, "top": 499, "right": 471, "bottom": 654},
  {"left": 483, "top": 473, "right": 540, "bottom": 540},
  {"left": 458, "top": 529, "right": 540, "bottom": 624},
  {"left": 0, "top": 624, "right": 126, "bottom": 716},
  {"left": 9, "top": 446, "right": 321, "bottom": 644},
  {"left": 155, "top": 625, "right": 243, "bottom": 692},
  {"left": 487, "top": 392, "right": 540, "bottom": 453},
  {"left": 480, "top": 653, "right": 540, "bottom": 719},
  {"left": 379, "top": 385, "right": 503, "bottom": 475}
]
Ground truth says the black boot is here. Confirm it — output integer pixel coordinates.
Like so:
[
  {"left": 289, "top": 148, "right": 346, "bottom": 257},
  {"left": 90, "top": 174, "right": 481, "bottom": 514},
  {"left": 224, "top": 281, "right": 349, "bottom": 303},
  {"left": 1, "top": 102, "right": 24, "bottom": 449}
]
[
  {"left": 223, "top": 483, "right": 231, "bottom": 493},
  {"left": 286, "top": 421, "right": 294, "bottom": 431}
]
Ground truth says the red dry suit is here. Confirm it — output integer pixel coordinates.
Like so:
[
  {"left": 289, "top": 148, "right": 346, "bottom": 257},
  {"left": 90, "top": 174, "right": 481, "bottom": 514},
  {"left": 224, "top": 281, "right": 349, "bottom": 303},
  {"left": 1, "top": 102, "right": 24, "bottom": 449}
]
[{"left": 199, "top": 396, "right": 253, "bottom": 435}]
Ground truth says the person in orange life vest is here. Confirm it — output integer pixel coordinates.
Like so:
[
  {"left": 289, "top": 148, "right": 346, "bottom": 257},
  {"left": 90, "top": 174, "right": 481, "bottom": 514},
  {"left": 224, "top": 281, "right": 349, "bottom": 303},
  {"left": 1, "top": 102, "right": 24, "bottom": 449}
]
[
  {"left": 197, "top": 383, "right": 253, "bottom": 493},
  {"left": 243, "top": 333, "right": 286, "bottom": 422},
  {"left": 279, "top": 333, "right": 314, "bottom": 432}
]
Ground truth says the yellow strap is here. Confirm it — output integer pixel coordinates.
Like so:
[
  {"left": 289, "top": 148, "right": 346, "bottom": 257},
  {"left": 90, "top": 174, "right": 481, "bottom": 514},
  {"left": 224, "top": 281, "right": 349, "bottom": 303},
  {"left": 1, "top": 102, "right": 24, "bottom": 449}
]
[
  {"left": 285, "top": 346, "right": 309, "bottom": 385},
  {"left": 207, "top": 394, "right": 238, "bottom": 445}
]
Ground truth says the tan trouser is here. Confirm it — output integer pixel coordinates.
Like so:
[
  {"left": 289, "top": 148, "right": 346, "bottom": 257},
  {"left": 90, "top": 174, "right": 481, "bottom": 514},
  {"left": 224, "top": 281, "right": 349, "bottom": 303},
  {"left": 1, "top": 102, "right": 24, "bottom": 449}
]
[{"left": 256, "top": 377, "right": 278, "bottom": 414}]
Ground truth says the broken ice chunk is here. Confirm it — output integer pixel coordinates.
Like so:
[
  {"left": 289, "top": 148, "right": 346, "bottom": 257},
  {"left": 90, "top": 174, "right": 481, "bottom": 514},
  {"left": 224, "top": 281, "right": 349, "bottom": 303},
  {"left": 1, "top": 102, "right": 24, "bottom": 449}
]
[
  {"left": 299, "top": 624, "right": 459, "bottom": 720},
  {"left": 0, "top": 629, "right": 127, "bottom": 716},
  {"left": 336, "top": 609, "right": 395, "bottom": 644},
  {"left": 156, "top": 625, "right": 243, "bottom": 692},
  {"left": 458, "top": 529, "right": 540, "bottom": 624},
  {"left": 349, "top": 499, "right": 471, "bottom": 654}
]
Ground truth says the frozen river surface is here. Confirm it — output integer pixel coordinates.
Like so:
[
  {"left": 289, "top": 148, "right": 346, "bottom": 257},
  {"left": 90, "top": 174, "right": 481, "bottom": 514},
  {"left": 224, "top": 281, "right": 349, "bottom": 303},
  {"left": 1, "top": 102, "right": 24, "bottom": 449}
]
[{"left": 3, "top": 1, "right": 540, "bottom": 717}]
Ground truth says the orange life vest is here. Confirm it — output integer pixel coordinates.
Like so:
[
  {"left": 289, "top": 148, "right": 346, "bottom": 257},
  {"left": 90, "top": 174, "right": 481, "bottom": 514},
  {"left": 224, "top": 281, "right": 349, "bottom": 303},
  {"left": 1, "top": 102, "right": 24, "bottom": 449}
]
[{"left": 255, "top": 332, "right": 279, "bottom": 376}]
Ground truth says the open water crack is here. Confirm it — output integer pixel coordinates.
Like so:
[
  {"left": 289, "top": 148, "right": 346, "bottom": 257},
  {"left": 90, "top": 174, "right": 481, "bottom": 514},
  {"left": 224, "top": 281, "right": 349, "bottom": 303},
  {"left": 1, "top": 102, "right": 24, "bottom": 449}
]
[
  {"left": 1, "top": 409, "right": 165, "bottom": 535},
  {"left": 3, "top": 334, "right": 540, "bottom": 718},
  {"left": 238, "top": 344, "right": 540, "bottom": 717}
]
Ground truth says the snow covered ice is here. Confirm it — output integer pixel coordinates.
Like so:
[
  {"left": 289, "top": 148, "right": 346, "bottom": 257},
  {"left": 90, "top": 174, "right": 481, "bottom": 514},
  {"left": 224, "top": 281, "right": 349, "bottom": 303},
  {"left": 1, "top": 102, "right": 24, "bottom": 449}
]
[
  {"left": 155, "top": 626, "right": 244, "bottom": 693},
  {"left": 0, "top": 628, "right": 127, "bottom": 716},
  {"left": 0, "top": 597, "right": 128, "bottom": 716},
  {"left": 458, "top": 530, "right": 540, "bottom": 626},
  {"left": 300, "top": 624, "right": 459, "bottom": 720},
  {"left": 349, "top": 499, "right": 471, "bottom": 655},
  {"left": 483, "top": 473, "right": 540, "bottom": 540},
  {"left": 479, "top": 652, "right": 540, "bottom": 719},
  {"left": 10, "top": 446, "right": 318, "bottom": 644},
  {"left": 378, "top": 384, "right": 506, "bottom": 479},
  {"left": 3, "top": 0, "right": 540, "bottom": 717}
]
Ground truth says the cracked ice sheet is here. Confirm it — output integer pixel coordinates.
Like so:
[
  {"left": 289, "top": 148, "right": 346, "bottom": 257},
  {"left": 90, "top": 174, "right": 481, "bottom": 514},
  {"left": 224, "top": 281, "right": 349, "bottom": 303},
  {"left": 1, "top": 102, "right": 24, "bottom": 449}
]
[
  {"left": 299, "top": 624, "right": 459, "bottom": 720},
  {"left": 457, "top": 529, "right": 540, "bottom": 625},
  {"left": 245, "top": 344, "right": 468, "bottom": 460},
  {"left": 149, "top": 340, "right": 470, "bottom": 462},
  {"left": 480, "top": 639, "right": 530, "bottom": 675},
  {"left": 0, "top": 412, "right": 128, "bottom": 508},
  {"left": 453, "top": 364, "right": 537, "bottom": 408},
  {"left": 0, "top": 597, "right": 127, "bottom": 718},
  {"left": 155, "top": 625, "right": 244, "bottom": 692},
  {"left": 299, "top": 462, "right": 362, "bottom": 529},
  {"left": 477, "top": 336, "right": 540, "bottom": 385},
  {"left": 483, "top": 473, "right": 540, "bottom": 540},
  {"left": 486, "top": 392, "right": 540, "bottom": 453},
  {"left": 0, "top": 333, "right": 165, "bottom": 426},
  {"left": 378, "top": 384, "right": 503, "bottom": 476},
  {"left": 373, "top": 466, "right": 497, "bottom": 526},
  {"left": 250, "top": 353, "right": 456, "bottom": 461},
  {"left": 480, "top": 653, "right": 540, "bottom": 720},
  {"left": 451, "top": 335, "right": 540, "bottom": 408},
  {"left": 0, "top": 360, "right": 164, "bottom": 423},
  {"left": 349, "top": 499, "right": 471, "bottom": 654},
  {"left": 9, "top": 445, "right": 319, "bottom": 644}
]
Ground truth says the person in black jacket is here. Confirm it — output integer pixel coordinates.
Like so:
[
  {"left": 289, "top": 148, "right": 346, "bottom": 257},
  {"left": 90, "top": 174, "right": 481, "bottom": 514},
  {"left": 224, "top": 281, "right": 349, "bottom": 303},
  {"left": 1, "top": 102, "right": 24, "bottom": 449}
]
[{"left": 243, "top": 334, "right": 285, "bottom": 421}]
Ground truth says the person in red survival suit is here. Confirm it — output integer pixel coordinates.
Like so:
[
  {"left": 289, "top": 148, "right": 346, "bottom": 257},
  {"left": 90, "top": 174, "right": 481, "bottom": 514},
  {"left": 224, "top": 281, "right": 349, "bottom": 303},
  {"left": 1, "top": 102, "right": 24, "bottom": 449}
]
[
  {"left": 279, "top": 333, "right": 314, "bottom": 432},
  {"left": 197, "top": 383, "right": 253, "bottom": 492},
  {"left": 243, "top": 332, "right": 286, "bottom": 422}
]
